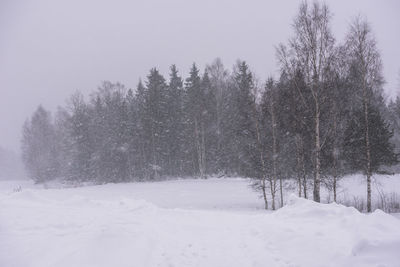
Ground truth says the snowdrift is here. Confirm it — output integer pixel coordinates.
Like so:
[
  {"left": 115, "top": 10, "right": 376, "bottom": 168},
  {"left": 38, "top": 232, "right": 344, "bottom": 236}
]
[{"left": 0, "top": 179, "right": 399, "bottom": 267}]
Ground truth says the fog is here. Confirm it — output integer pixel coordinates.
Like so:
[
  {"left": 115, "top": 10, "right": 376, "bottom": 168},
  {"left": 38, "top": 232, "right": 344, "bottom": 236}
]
[{"left": 0, "top": 0, "right": 399, "bottom": 154}]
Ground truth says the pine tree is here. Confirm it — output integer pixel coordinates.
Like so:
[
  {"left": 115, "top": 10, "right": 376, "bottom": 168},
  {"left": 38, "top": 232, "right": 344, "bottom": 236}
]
[
  {"left": 202, "top": 71, "right": 218, "bottom": 174},
  {"left": 125, "top": 88, "right": 141, "bottom": 180},
  {"left": 165, "top": 65, "right": 185, "bottom": 176},
  {"left": 184, "top": 64, "right": 207, "bottom": 178},
  {"left": 343, "top": 106, "right": 398, "bottom": 175},
  {"left": 145, "top": 68, "right": 169, "bottom": 179},
  {"left": 206, "top": 58, "right": 230, "bottom": 174},
  {"left": 134, "top": 79, "right": 152, "bottom": 180},
  {"left": 232, "top": 61, "right": 258, "bottom": 178}
]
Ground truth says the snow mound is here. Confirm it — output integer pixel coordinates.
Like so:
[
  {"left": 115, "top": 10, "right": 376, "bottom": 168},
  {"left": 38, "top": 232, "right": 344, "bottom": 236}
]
[
  {"left": 272, "top": 195, "right": 400, "bottom": 266},
  {"left": 277, "top": 193, "right": 360, "bottom": 218},
  {"left": 1, "top": 180, "right": 400, "bottom": 267}
]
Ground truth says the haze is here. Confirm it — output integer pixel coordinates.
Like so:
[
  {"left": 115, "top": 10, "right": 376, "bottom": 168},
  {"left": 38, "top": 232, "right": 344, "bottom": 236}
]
[{"left": 0, "top": 0, "right": 399, "bottom": 154}]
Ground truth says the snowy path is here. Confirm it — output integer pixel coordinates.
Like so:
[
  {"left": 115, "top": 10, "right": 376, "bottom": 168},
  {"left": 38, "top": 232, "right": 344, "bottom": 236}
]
[{"left": 1, "top": 178, "right": 400, "bottom": 267}]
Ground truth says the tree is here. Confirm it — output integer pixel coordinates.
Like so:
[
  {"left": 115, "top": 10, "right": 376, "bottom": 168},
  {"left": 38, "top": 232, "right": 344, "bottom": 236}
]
[
  {"left": 201, "top": 70, "right": 219, "bottom": 175},
  {"left": 232, "top": 61, "right": 258, "bottom": 178},
  {"left": 165, "top": 65, "right": 185, "bottom": 176},
  {"left": 67, "top": 92, "right": 94, "bottom": 182},
  {"left": 343, "top": 106, "right": 398, "bottom": 179},
  {"left": 277, "top": 1, "right": 335, "bottom": 202},
  {"left": 260, "top": 78, "right": 279, "bottom": 209},
  {"left": 206, "top": 58, "right": 230, "bottom": 173},
  {"left": 345, "top": 16, "right": 386, "bottom": 212},
  {"left": 134, "top": 79, "right": 152, "bottom": 180},
  {"left": 92, "top": 81, "right": 129, "bottom": 183},
  {"left": 275, "top": 70, "right": 313, "bottom": 199},
  {"left": 145, "top": 69, "right": 169, "bottom": 179},
  {"left": 184, "top": 64, "right": 207, "bottom": 178},
  {"left": 21, "top": 105, "right": 57, "bottom": 183},
  {"left": 53, "top": 107, "right": 73, "bottom": 180}
]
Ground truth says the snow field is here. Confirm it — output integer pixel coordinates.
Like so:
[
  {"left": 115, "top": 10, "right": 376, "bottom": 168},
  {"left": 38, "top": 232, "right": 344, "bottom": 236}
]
[{"left": 0, "top": 177, "right": 400, "bottom": 267}]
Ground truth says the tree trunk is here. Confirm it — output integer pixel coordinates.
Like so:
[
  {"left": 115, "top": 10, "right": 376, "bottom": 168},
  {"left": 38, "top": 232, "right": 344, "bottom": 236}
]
[
  {"left": 295, "top": 135, "right": 302, "bottom": 197},
  {"left": 194, "top": 118, "right": 205, "bottom": 179},
  {"left": 363, "top": 79, "right": 372, "bottom": 212},
  {"left": 256, "top": 119, "right": 268, "bottom": 209},
  {"left": 262, "top": 176, "right": 268, "bottom": 210},
  {"left": 298, "top": 135, "right": 308, "bottom": 199},
  {"left": 150, "top": 126, "right": 157, "bottom": 180},
  {"left": 303, "top": 163, "right": 307, "bottom": 199},
  {"left": 201, "top": 120, "right": 206, "bottom": 179},
  {"left": 333, "top": 114, "right": 338, "bottom": 203},
  {"left": 314, "top": 101, "right": 321, "bottom": 202},
  {"left": 279, "top": 176, "right": 283, "bottom": 207},
  {"left": 271, "top": 100, "right": 279, "bottom": 209}
]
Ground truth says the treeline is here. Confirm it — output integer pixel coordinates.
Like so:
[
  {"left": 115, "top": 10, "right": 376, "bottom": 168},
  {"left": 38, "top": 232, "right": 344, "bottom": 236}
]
[{"left": 22, "top": 2, "right": 399, "bottom": 210}]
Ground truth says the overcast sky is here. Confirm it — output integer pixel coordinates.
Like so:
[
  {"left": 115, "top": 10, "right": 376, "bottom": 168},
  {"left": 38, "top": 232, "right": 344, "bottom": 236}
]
[{"left": 0, "top": 0, "right": 399, "bottom": 153}]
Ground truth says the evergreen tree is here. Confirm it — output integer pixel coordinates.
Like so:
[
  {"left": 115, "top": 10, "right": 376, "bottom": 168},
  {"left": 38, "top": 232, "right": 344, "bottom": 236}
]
[
  {"left": 202, "top": 70, "right": 218, "bottom": 174},
  {"left": 184, "top": 64, "right": 207, "bottom": 178},
  {"left": 165, "top": 65, "right": 185, "bottom": 176},
  {"left": 135, "top": 79, "right": 152, "bottom": 179},
  {"left": 145, "top": 68, "right": 169, "bottom": 179},
  {"left": 67, "top": 92, "right": 93, "bottom": 182},
  {"left": 206, "top": 58, "right": 230, "bottom": 174},
  {"left": 21, "top": 105, "right": 58, "bottom": 183},
  {"left": 99, "top": 82, "right": 129, "bottom": 182},
  {"left": 343, "top": 105, "right": 398, "bottom": 174},
  {"left": 125, "top": 87, "right": 141, "bottom": 180},
  {"left": 53, "top": 107, "right": 73, "bottom": 180},
  {"left": 231, "top": 61, "right": 259, "bottom": 177}
]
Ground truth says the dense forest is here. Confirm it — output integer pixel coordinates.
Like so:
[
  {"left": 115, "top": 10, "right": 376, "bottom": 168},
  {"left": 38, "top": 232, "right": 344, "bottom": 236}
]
[{"left": 21, "top": 2, "right": 399, "bottom": 211}]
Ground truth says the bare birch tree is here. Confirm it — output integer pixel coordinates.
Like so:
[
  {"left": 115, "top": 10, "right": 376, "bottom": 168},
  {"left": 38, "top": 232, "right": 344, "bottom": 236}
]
[
  {"left": 264, "top": 79, "right": 280, "bottom": 209},
  {"left": 277, "top": 1, "right": 335, "bottom": 202},
  {"left": 345, "top": 17, "right": 384, "bottom": 212}
]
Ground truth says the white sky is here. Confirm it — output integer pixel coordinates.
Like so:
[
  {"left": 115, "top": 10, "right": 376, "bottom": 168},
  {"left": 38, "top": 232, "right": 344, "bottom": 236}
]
[{"left": 1, "top": 0, "right": 399, "bottom": 153}]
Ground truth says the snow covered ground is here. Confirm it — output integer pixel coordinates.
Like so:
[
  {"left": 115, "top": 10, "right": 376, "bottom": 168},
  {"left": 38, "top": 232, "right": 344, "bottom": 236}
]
[{"left": 1, "top": 176, "right": 400, "bottom": 267}]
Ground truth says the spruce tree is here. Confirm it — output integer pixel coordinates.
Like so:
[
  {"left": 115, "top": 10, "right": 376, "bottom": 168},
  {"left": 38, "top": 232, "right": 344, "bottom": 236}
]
[
  {"left": 145, "top": 68, "right": 169, "bottom": 179},
  {"left": 184, "top": 64, "right": 207, "bottom": 178},
  {"left": 232, "top": 61, "right": 258, "bottom": 178},
  {"left": 343, "top": 106, "right": 398, "bottom": 174},
  {"left": 165, "top": 65, "right": 184, "bottom": 176},
  {"left": 67, "top": 92, "right": 93, "bottom": 182}
]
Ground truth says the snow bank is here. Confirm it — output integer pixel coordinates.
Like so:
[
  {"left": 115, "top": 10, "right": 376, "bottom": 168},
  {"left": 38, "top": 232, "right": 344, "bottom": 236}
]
[
  {"left": 1, "top": 179, "right": 399, "bottom": 267},
  {"left": 273, "top": 194, "right": 400, "bottom": 266}
]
